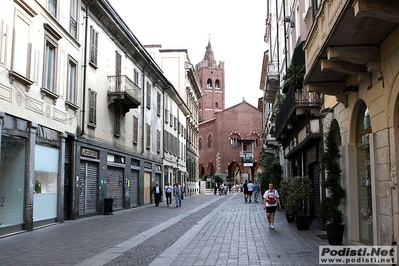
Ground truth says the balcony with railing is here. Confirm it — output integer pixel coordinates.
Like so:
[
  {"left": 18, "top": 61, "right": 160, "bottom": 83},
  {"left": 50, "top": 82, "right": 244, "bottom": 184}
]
[
  {"left": 240, "top": 151, "right": 253, "bottom": 164},
  {"left": 108, "top": 75, "right": 141, "bottom": 114},
  {"left": 274, "top": 86, "right": 322, "bottom": 139},
  {"left": 304, "top": 0, "right": 399, "bottom": 94}
]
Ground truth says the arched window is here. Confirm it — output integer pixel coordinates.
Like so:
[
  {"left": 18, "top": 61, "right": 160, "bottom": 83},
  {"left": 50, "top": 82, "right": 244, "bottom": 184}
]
[
  {"left": 207, "top": 78, "right": 212, "bottom": 88},
  {"left": 215, "top": 79, "right": 220, "bottom": 89},
  {"left": 356, "top": 102, "right": 373, "bottom": 244},
  {"left": 230, "top": 138, "right": 238, "bottom": 147},
  {"left": 208, "top": 134, "right": 213, "bottom": 148},
  {"left": 199, "top": 138, "right": 203, "bottom": 150},
  {"left": 215, "top": 102, "right": 218, "bottom": 108}
]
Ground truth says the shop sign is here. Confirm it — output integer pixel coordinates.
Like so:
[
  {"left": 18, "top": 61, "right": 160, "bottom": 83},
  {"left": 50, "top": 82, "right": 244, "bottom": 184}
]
[{"left": 81, "top": 148, "right": 99, "bottom": 159}]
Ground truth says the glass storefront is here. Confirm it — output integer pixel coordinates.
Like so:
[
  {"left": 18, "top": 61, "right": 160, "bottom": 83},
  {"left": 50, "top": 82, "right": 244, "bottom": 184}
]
[
  {"left": 0, "top": 136, "right": 26, "bottom": 228},
  {"left": 33, "top": 145, "right": 59, "bottom": 221},
  {"left": 357, "top": 103, "right": 373, "bottom": 244}
]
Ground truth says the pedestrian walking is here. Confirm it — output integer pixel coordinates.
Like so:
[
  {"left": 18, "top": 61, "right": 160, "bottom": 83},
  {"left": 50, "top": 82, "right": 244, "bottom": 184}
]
[
  {"left": 151, "top": 182, "right": 163, "bottom": 207},
  {"left": 253, "top": 181, "right": 261, "bottom": 203},
  {"left": 247, "top": 180, "right": 254, "bottom": 202},
  {"left": 165, "top": 182, "right": 173, "bottom": 206},
  {"left": 174, "top": 182, "right": 182, "bottom": 207},
  {"left": 243, "top": 180, "right": 248, "bottom": 202},
  {"left": 219, "top": 183, "right": 224, "bottom": 195},
  {"left": 263, "top": 182, "right": 281, "bottom": 229},
  {"left": 214, "top": 182, "right": 218, "bottom": 195}
]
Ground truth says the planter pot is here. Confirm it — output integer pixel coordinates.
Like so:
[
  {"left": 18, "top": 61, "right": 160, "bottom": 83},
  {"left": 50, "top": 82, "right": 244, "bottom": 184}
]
[
  {"left": 295, "top": 215, "right": 312, "bottom": 230},
  {"left": 285, "top": 211, "right": 295, "bottom": 223},
  {"left": 326, "top": 224, "right": 345, "bottom": 245}
]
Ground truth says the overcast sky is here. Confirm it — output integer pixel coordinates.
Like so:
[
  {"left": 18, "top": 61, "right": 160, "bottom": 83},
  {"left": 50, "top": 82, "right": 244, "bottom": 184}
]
[{"left": 108, "top": 0, "right": 267, "bottom": 108}]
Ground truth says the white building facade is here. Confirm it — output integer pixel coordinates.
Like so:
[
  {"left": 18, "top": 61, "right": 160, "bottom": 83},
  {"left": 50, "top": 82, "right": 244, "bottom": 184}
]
[
  {"left": 0, "top": 0, "right": 174, "bottom": 236},
  {"left": 145, "top": 46, "right": 202, "bottom": 196}
]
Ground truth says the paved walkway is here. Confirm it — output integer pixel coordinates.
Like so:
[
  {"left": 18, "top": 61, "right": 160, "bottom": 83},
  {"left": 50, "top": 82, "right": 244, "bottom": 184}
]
[{"left": 0, "top": 192, "right": 338, "bottom": 265}]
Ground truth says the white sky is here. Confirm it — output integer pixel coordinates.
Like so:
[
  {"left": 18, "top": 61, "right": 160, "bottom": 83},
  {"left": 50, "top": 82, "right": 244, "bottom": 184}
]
[{"left": 108, "top": 0, "right": 267, "bottom": 108}]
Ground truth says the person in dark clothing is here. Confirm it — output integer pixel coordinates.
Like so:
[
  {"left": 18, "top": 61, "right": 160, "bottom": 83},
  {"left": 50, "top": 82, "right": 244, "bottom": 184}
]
[
  {"left": 243, "top": 180, "right": 248, "bottom": 202},
  {"left": 151, "top": 182, "right": 163, "bottom": 206}
]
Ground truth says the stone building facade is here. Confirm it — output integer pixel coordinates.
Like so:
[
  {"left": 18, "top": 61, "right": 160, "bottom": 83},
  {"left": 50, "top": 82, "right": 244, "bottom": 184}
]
[
  {"left": 0, "top": 0, "right": 186, "bottom": 236},
  {"left": 197, "top": 41, "right": 263, "bottom": 187},
  {"left": 262, "top": 0, "right": 399, "bottom": 255},
  {"left": 199, "top": 101, "right": 263, "bottom": 187},
  {"left": 144, "top": 45, "right": 203, "bottom": 196}
]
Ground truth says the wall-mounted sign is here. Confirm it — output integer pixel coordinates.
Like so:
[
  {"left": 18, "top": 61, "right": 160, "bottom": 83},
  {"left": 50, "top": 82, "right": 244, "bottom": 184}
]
[{"left": 81, "top": 148, "right": 99, "bottom": 159}]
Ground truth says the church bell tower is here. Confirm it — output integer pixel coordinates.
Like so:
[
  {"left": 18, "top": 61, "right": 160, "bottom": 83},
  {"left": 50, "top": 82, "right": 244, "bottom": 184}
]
[{"left": 195, "top": 40, "right": 225, "bottom": 122}]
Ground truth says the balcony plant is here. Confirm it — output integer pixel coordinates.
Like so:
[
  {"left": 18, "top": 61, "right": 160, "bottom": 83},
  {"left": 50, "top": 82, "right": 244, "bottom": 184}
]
[
  {"left": 282, "top": 64, "right": 305, "bottom": 92},
  {"left": 319, "top": 125, "right": 345, "bottom": 245},
  {"left": 284, "top": 175, "right": 313, "bottom": 230}
]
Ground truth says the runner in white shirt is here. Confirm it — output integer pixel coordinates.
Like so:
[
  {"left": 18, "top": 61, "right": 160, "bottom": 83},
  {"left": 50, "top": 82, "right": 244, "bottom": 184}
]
[{"left": 263, "top": 182, "right": 281, "bottom": 229}]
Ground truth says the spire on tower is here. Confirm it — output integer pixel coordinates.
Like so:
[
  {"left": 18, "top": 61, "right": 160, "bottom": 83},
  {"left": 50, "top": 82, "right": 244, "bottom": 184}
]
[{"left": 203, "top": 39, "right": 215, "bottom": 62}]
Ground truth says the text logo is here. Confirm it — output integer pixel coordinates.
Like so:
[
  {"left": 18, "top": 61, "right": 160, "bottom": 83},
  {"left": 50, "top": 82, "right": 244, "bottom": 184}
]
[{"left": 319, "top": 246, "right": 397, "bottom": 264}]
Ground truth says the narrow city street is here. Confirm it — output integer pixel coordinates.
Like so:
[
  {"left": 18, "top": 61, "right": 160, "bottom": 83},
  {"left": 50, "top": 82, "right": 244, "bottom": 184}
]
[{"left": 0, "top": 192, "right": 333, "bottom": 266}]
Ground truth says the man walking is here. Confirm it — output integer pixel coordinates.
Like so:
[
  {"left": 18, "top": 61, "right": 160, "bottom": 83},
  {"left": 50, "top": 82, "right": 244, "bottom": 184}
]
[
  {"left": 151, "top": 182, "right": 163, "bottom": 207},
  {"left": 174, "top": 182, "right": 182, "bottom": 207},
  {"left": 263, "top": 182, "right": 281, "bottom": 229},
  {"left": 164, "top": 182, "right": 173, "bottom": 206},
  {"left": 247, "top": 180, "right": 254, "bottom": 202}
]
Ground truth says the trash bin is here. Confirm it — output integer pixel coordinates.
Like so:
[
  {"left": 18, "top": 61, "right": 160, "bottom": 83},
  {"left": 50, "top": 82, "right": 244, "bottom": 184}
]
[{"left": 103, "top": 198, "right": 113, "bottom": 215}]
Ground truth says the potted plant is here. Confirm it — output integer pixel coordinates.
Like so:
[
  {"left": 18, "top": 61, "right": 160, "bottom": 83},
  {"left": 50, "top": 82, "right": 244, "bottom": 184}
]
[
  {"left": 279, "top": 177, "right": 294, "bottom": 222},
  {"left": 284, "top": 175, "right": 313, "bottom": 230},
  {"left": 282, "top": 64, "right": 305, "bottom": 93},
  {"left": 319, "top": 125, "right": 345, "bottom": 245}
]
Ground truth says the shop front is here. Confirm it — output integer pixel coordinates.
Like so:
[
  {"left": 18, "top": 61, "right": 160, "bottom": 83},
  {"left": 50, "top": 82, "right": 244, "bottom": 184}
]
[{"left": 0, "top": 136, "right": 26, "bottom": 232}]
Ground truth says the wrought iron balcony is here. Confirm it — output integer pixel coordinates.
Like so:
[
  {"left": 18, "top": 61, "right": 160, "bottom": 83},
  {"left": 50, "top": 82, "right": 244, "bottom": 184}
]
[
  {"left": 274, "top": 85, "right": 321, "bottom": 139},
  {"left": 108, "top": 75, "right": 141, "bottom": 114}
]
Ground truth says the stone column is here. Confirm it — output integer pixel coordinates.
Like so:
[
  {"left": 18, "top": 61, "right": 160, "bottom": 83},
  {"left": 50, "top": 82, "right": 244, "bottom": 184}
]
[
  {"left": 57, "top": 132, "right": 67, "bottom": 223},
  {"left": 24, "top": 122, "right": 37, "bottom": 231}
]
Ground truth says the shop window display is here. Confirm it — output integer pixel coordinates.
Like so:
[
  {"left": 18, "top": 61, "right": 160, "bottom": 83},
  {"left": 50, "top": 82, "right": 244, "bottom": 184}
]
[
  {"left": 0, "top": 137, "right": 26, "bottom": 228},
  {"left": 33, "top": 145, "right": 59, "bottom": 221}
]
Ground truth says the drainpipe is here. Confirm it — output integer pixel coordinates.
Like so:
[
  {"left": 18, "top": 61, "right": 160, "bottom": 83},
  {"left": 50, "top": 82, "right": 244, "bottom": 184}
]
[
  {"left": 141, "top": 66, "right": 146, "bottom": 155},
  {"left": 276, "top": 0, "right": 280, "bottom": 74},
  {"left": 81, "top": 0, "right": 98, "bottom": 136},
  {"left": 283, "top": 0, "right": 288, "bottom": 70}
]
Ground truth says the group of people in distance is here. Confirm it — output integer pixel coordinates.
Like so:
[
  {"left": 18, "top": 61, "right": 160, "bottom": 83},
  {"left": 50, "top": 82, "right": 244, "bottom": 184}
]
[
  {"left": 152, "top": 179, "right": 282, "bottom": 230},
  {"left": 243, "top": 180, "right": 281, "bottom": 229},
  {"left": 151, "top": 182, "right": 183, "bottom": 208}
]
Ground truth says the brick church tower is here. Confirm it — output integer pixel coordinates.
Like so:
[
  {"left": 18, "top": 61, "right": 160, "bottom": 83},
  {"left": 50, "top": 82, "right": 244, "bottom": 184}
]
[{"left": 195, "top": 40, "right": 225, "bottom": 122}]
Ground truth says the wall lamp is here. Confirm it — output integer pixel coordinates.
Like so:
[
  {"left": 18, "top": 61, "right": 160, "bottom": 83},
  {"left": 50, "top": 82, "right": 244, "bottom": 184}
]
[
  {"left": 342, "top": 85, "right": 358, "bottom": 95},
  {"left": 284, "top": 16, "right": 295, "bottom": 28}
]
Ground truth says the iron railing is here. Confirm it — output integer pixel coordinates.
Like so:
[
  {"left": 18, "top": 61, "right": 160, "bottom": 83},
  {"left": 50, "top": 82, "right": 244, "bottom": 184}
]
[{"left": 275, "top": 86, "right": 321, "bottom": 138}]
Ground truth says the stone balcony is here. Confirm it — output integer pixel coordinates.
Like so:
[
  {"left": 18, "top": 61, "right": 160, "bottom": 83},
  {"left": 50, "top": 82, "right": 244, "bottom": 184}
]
[
  {"left": 304, "top": 0, "right": 399, "bottom": 98},
  {"left": 107, "top": 75, "right": 141, "bottom": 114}
]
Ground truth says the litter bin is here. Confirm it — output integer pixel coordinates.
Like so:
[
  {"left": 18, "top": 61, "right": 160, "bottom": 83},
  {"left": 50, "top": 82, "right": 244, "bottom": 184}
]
[{"left": 103, "top": 198, "right": 113, "bottom": 215}]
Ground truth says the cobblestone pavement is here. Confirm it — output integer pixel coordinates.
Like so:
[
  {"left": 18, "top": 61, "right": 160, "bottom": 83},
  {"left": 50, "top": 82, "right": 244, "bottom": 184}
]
[{"left": 0, "top": 192, "right": 350, "bottom": 266}]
